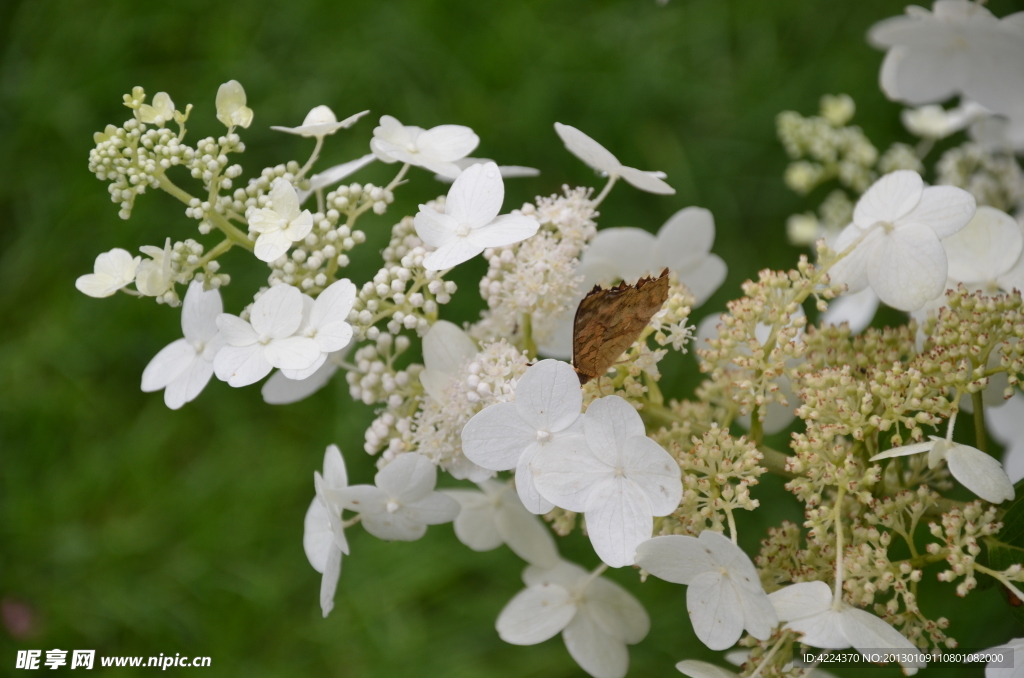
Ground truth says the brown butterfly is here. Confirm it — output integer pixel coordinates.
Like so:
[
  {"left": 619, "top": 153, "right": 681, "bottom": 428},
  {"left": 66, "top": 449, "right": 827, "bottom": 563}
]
[{"left": 571, "top": 268, "right": 670, "bottom": 385}]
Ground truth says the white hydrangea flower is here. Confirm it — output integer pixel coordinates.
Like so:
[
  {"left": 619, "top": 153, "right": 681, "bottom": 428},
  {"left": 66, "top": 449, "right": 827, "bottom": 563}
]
[
  {"left": 296, "top": 153, "right": 377, "bottom": 205},
  {"left": 554, "top": 122, "right": 675, "bottom": 195},
  {"left": 332, "top": 452, "right": 460, "bottom": 541},
  {"left": 303, "top": 444, "right": 350, "bottom": 618},
  {"left": 769, "top": 581, "right": 921, "bottom": 674},
  {"left": 270, "top": 106, "right": 369, "bottom": 138},
  {"left": 262, "top": 348, "right": 350, "bottom": 405},
  {"left": 248, "top": 179, "right": 314, "bottom": 263},
  {"left": 414, "top": 162, "right": 540, "bottom": 271},
  {"left": 870, "top": 436, "right": 1014, "bottom": 504},
  {"left": 135, "top": 239, "right": 174, "bottom": 298},
  {"left": 870, "top": 1, "right": 1024, "bottom": 117},
  {"left": 215, "top": 79, "right": 253, "bottom": 129},
  {"left": 942, "top": 206, "right": 1024, "bottom": 293},
  {"left": 141, "top": 281, "right": 226, "bottom": 410},
  {"left": 434, "top": 157, "right": 540, "bottom": 182},
  {"left": 462, "top": 359, "right": 585, "bottom": 514},
  {"left": 496, "top": 560, "right": 649, "bottom": 678},
  {"left": 281, "top": 279, "right": 356, "bottom": 380},
  {"left": 634, "top": 531, "right": 777, "bottom": 650},
  {"left": 75, "top": 248, "right": 140, "bottom": 298},
  {"left": 213, "top": 284, "right": 320, "bottom": 387},
  {"left": 829, "top": 170, "right": 976, "bottom": 311},
  {"left": 137, "top": 92, "right": 175, "bottom": 126},
  {"left": 443, "top": 479, "right": 559, "bottom": 568},
  {"left": 370, "top": 115, "right": 479, "bottom": 178},
  {"left": 983, "top": 636, "right": 1024, "bottom": 678},
  {"left": 989, "top": 392, "right": 1024, "bottom": 484},
  {"left": 533, "top": 395, "right": 683, "bottom": 568}
]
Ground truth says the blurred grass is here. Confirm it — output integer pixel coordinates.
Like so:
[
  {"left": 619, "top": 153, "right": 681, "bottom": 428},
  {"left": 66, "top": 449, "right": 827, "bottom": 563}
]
[{"left": 2, "top": 0, "right": 1023, "bottom": 675}]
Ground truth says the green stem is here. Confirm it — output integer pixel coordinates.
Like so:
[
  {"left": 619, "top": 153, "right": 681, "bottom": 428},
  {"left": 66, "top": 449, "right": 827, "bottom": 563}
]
[
  {"left": 749, "top": 404, "right": 764, "bottom": 445},
  {"left": 155, "top": 170, "right": 253, "bottom": 251},
  {"left": 386, "top": 163, "right": 410, "bottom": 191},
  {"left": 522, "top": 313, "right": 537, "bottom": 359},
  {"left": 972, "top": 391, "right": 989, "bottom": 453}
]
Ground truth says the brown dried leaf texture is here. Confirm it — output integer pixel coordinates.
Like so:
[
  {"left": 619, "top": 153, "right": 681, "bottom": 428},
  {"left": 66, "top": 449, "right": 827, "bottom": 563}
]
[{"left": 571, "top": 268, "right": 670, "bottom": 385}]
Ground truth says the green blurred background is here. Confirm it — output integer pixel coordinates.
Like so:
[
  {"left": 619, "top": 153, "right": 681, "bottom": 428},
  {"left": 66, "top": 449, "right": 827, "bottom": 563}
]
[{"left": 3, "top": 0, "right": 1023, "bottom": 675}]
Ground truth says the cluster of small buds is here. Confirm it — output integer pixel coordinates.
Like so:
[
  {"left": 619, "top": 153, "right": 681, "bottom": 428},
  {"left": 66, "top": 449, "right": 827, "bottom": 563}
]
[
  {"left": 656, "top": 426, "right": 764, "bottom": 537},
  {"left": 785, "top": 427, "right": 880, "bottom": 509},
  {"left": 754, "top": 520, "right": 836, "bottom": 592},
  {"left": 928, "top": 501, "right": 1001, "bottom": 597},
  {"left": 937, "top": 141, "right": 1024, "bottom": 213},
  {"left": 345, "top": 334, "right": 418, "bottom": 408},
  {"left": 776, "top": 94, "right": 878, "bottom": 195},
  {"left": 878, "top": 142, "right": 924, "bottom": 175},
  {"left": 185, "top": 134, "right": 244, "bottom": 197},
  {"left": 471, "top": 188, "right": 597, "bottom": 346},
  {"left": 322, "top": 179, "right": 394, "bottom": 217},
  {"left": 410, "top": 339, "right": 530, "bottom": 478},
  {"left": 801, "top": 323, "right": 918, "bottom": 376},
  {"left": 543, "top": 508, "right": 580, "bottom": 537}
]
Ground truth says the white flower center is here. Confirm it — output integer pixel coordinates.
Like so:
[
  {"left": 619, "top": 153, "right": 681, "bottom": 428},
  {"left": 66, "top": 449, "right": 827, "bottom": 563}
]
[
  {"left": 405, "top": 143, "right": 418, "bottom": 153},
  {"left": 878, "top": 220, "right": 895, "bottom": 234},
  {"left": 257, "top": 333, "right": 272, "bottom": 345},
  {"left": 192, "top": 340, "right": 205, "bottom": 353},
  {"left": 536, "top": 430, "right": 551, "bottom": 443},
  {"left": 614, "top": 466, "right": 625, "bottom": 477},
  {"left": 455, "top": 223, "right": 472, "bottom": 237},
  {"left": 386, "top": 499, "right": 401, "bottom": 514}
]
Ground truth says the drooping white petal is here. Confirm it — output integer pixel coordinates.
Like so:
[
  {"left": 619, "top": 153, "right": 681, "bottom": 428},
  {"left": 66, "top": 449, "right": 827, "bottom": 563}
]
[
  {"left": 467, "top": 214, "right": 540, "bottom": 248},
  {"left": 298, "top": 154, "right": 377, "bottom": 204},
  {"left": 617, "top": 165, "right": 675, "bottom": 195},
  {"left": 303, "top": 498, "right": 334, "bottom": 573},
  {"left": 898, "top": 185, "right": 976, "bottom": 238},
  {"left": 554, "top": 122, "right": 622, "bottom": 175},
  {"left": 676, "top": 660, "right": 739, "bottom": 678},
  {"left": 944, "top": 206, "right": 1022, "bottom": 283},
  {"left": 867, "top": 223, "right": 947, "bottom": 311},
  {"left": 840, "top": 607, "right": 920, "bottom": 660},
  {"left": 620, "top": 435, "right": 682, "bottom": 516},
  {"left": 445, "top": 161, "right": 504, "bottom": 228},
  {"left": 514, "top": 359, "right": 583, "bottom": 433},
  {"left": 515, "top": 443, "right": 557, "bottom": 515},
  {"left": 494, "top": 489, "right": 560, "bottom": 567},
  {"left": 163, "top": 355, "right": 214, "bottom": 410},
  {"left": 262, "top": 359, "right": 339, "bottom": 404},
  {"left": 319, "top": 545, "right": 342, "bottom": 618},
  {"left": 445, "top": 489, "right": 503, "bottom": 551},
  {"left": 821, "top": 287, "right": 880, "bottom": 334},
  {"left": 496, "top": 584, "right": 577, "bottom": 645},
  {"left": 945, "top": 443, "right": 1015, "bottom": 503},
  {"left": 462, "top": 402, "right": 537, "bottom": 471},
  {"left": 635, "top": 535, "right": 716, "bottom": 584},
  {"left": 583, "top": 396, "right": 647, "bottom": 466},
  {"left": 376, "top": 453, "right": 437, "bottom": 503},
  {"left": 583, "top": 577, "right": 650, "bottom": 644},
  {"left": 263, "top": 336, "right": 321, "bottom": 370},
  {"left": 251, "top": 284, "right": 305, "bottom": 338},
  {"left": 141, "top": 339, "right": 196, "bottom": 392},
  {"left": 769, "top": 580, "right": 832, "bottom": 621},
  {"left": 562, "top": 612, "right": 630, "bottom": 678},
  {"left": 583, "top": 478, "right": 654, "bottom": 568},
  {"left": 214, "top": 344, "right": 273, "bottom": 387},
  {"left": 686, "top": 570, "right": 745, "bottom": 651},
  {"left": 532, "top": 435, "right": 609, "bottom": 512},
  {"left": 853, "top": 170, "right": 924, "bottom": 229},
  {"left": 869, "top": 440, "right": 936, "bottom": 462},
  {"left": 422, "top": 237, "right": 484, "bottom": 271}
]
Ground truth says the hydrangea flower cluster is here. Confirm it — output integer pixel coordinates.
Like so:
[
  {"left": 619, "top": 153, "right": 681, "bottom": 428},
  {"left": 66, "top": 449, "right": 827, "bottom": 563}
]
[{"left": 77, "top": 5, "right": 1024, "bottom": 674}]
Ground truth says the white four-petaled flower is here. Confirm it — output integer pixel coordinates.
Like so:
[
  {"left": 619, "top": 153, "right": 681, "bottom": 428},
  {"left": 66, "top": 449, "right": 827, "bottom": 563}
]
[
  {"left": 302, "top": 444, "right": 350, "bottom": 618},
  {"left": 75, "top": 248, "right": 140, "bottom": 298},
  {"left": 462, "top": 359, "right": 586, "bottom": 514},
  {"left": 215, "top": 80, "right": 253, "bottom": 129},
  {"left": 141, "top": 281, "right": 226, "bottom": 409},
  {"left": 137, "top": 92, "right": 175, "bottom": 126},
  {"left": 496, "top": 560, "right": 650, "bottom": 678},
  {"left": 248, "top": 179, "right": 314, "bottom": 262},
  {"left": 414, "top": 161, "right": 540, "bottom": 271},
  {"left": 829, "top": 170, "right": 976, "bottom": 311},
  {"left": 370, "top": 115, "right": 479, "bottom": 179},
  {"left": 635, "top": 531, "right": 777, "bottom": 651},
  {"left": 443, "top": 479, "right": 560, "bottom": 568},
  {"left": 332, "top": 453, "right": 460, "bottom": 541},
  {"left": 554, "top": 122, "right": 675, "bottom": 195},
  {"left": 532, "top": 395, "right": 683, "bottom": 568},
  {"left": 271, "top": 106, "right": 369, "bottom": 138},
  {"left": 213, "top": 283, "right": 321, "bottom": 387}
]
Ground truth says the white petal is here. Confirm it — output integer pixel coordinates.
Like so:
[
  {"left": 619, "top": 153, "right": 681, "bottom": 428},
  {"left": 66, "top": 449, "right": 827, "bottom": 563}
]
[
  {"left": 496, "top": 584, "right": 576, "bottom": 645},
  {"left": 362, "top": 508, "right": 428, "bottom": 541},
  {"left": 821, "top": 287, "right": 880, "bottom": 334},
  {"left": 141, "top": 339, "right": 196, "bottom": 392},
  {"left": 264, "top": 336, "right": 320, "bottom": 370},
  {"left": 786, "top": 608, "right": 849, "bottom": 649},
  {"left": 944, "top": 206, "right": 1022, "bottom": 283},
  {"left": 421, "top": 319, "right": 477, "bottom": 376},
  {"left": 675, "top": 660, "right": 739, "bottom": 678},
  {"left": 406, "top": 492, "right": 460, "bottom": 525},
  {"left": 583, "top": 396, "right": 646, "bottom": 466},
  {"left": 495, "top": 491, "right": 560, "bottom": 568},
  {"left": 657, "top": 207, "right": 715, "bottom": 265},
  {"left": 853, "top": 170, "right": 924, "bottom": 228},
  {"left": 251, "top": 284, "right": 305, "bottom": 338},
  {"left": 322, "top": 444, "right": 347, "bottom": 490},
  {"left": 828, "top": 223, "right": 878, "bottom": 294},
  {"left": 514, "top": 359, "right": 584, "bottom": 433},
  {"left": 467, "top": 214, "right": 540, "bottom": 248},
  {"left": 422, "top": 236, "right": 484, "bottom": 271},
  {"left": 319, "top": 545, "right": 342, "bottom": 618},
  {"left": 75, "top": 273, "right": 122, "bottom": 298},
  {"left": 867, "top": 223, "right": 947, "bottom": 311},
  {"left": 213, "top": 344, "right": 272, "bottom": 387},
  {"left": 283, "top": 211, "right": 313, "bottom": 241},
  {"left": 946, "top": 443, "right": 1015, "bottom": 503},
  {"left": 686, "top": 571, "right": 745, "bottom": 651},
  {"left": 94, "top": 247, "right": 140, "bottom": 279},
  {"left": 523, "top": 560, "right": 588, "bottom": 589},
  {"left": 303, "top": 497, "right": 334, "bottom": 573},
  {"left": 313, "top": 322, "right": 352, "bottom": 355},
  {"left": 899, "top": 185, "right": 976, "bottom": 238},
  {"left": 768, "top": 581, "right": 832, "bottom": 621},
  {"left": 697, "top": 531, "right": 768, "bottom": 606},
  {"left": 532, "top": 435, "right": 609, "bottom": 512},
  {"left": 461, "top": 402, "right": 535, "bottom": 471},
  {"left": 414, "top": 205, "right": 458, "bottom": 248},
  {"left": 738, "top": 580, "right": 778, "bottom": 642},
  {"left": 869, "top": 440, "right": 935, "bottom": 462},
  {"left": 247, "top": 208, "right": 285, "bottom": 235},
  {"left": 254, "top": 229, "right": 294, "bottom": 262},
  {"left": 840, "top": 607, "right": 921, "bottom": 670},
  {"left": 269, "top": 179, "right": 301, "bottom": 221},
  {"left": 261, "top": 360, "right": 339, "bottom": 404},
  {"left": 584, "top": 478, "right": 654, "bottom": 568},
  {"left": 677, "top": 254, "right": 728, "bottom": 306},
  {"left": 621, "top": 436, "right": 682, "bottom": 516},
  {"left": 618, "top": 165, "right": 675, "bottom": 195},
  {"left": 585, "top": 228, "right": 657, "bottom": 283},
  {"left": 445, "top": 490, "right": 503, "bottom": 551},
  {"left": 216, "top": 314, "right": 258, "bottom": 346},
  {"left": 181, "top": 282, "right": 223, "bottom": 343},
  {"left": 583, "top": 578, "right": 650, "bottom": 644},
  {"left": 445, "top": 161, "right": 503, "bottom": 227},
  {"left": 635, "top": 535, "right": 716, "bottom": 584},
  {"left": 376, "top": 453, "right": 437, "bottom": 503},
  {"left": 299, "top": 154, "right": 377, "bottom": 204},
  {"left": 416, "top": 124, "right": 479, "bottom": 162},
  {"left": 332, "top": 484, "right": 385, "bottom": 514},
  {"left": 554, "top": 123, "right": 622, "bottom": 175},
  {"left": 562, "top": 612, "right": 630, "bottom": 678},
  {"left": 312, "top": 279, "right": 356, "bottom": 328},
  {"left": 515, "top": 444, "right": 557, "bottom": 515},
  {"left": 163, "top": 355, "right": 214, "bottom": 409}
]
